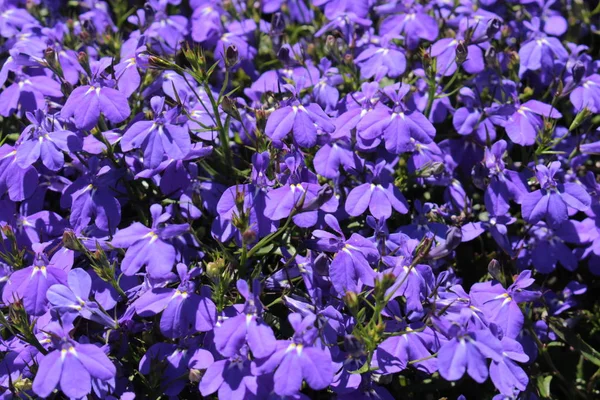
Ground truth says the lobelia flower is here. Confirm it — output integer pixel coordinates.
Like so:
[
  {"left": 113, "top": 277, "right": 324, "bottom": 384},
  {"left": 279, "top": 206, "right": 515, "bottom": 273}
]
[
  {"left": 200, "top": 346, "right": 271, "bottom": 400},
  {"left": 309, "top": 214, "right": 379, "bottom": 294},
  {"left": 314, "top": 10, "right": 372, "bottom": 45},
  {"left": 435, "top": 320, "right": 503, "bottom": 384},
  {"left": 61, "top": 57, "right": 130, "bottom": 130},
  {"left": 32, "top": 338, "right": 116, "bottom": 399},
  {"left": 60, "top": 157, "right": 123, "bottom": 233},
  {"left": 345, "top": 159, "right": 409, "bottom": 220},
  {"left": 375, "top": 302, "right": 439, "bottom": 375},
  {"left": 47, "top": 268, "right": 117, "bottom": 328},
  {"left": 0, "top": 73, "right": 63, "bottom": 117},
  {"left": 489, "top": 337, "right": 529, "bottom": 397},
  {"left": 121, "top": 96, "right": 191, "bottom": 169},
  {"left": 480, "top": 140, "right": 528, "bottom": 216},
  {"left": 2, "top": 243, "right": 70, "bottom": 316},
  {"left": 15, "top": 110, "right": 82, "bottom": 172},
  {"left": 378, "top": 3, "right": 438, "bottom": 50},
  {"left": 251, "top": 313, "right": 334, "bottom": 396},
  {"left": 569, "top": 73, "right": 600, "bottom": 113},
  {"left": 139, "top": 339, "right": 214, "bottom": 396},
  {"left": 518, "top": 18, "right": 568, "bottom": 83},
  {"left": 501, "top": 100, "right": 562, "bottom": 146},
  {"left": 265, "top": 99, "right": 335, "bottom": 148},
  {"left": 0, "top": 143, "right": 39, "bottom": 201},
  {"left": 430, "top": 37, "right": 485, "bottom": 76},
  {"left": 110, "top": 204, "right": 189, "bottom": 278},
  {"left": 357, "top": 83, "right": 436, "bottom": 154},
  {"left": 452, "top": 87, "right": 498, "bottom": 143},
  {"left": 214, "top": 280, "right": 276, "bottom": 359},
  {"left": 355, "top": 37, "right": 407, "bottom": 80},
  {"left": 470, "top": 270, "right": 541, "bottom": 339},
  {"left": 133, "top": 264, "right": 216, "bottom": 338},
  {"left": 461, "top": 214, "right": 516, "bottom": 255},
  {"left": 521, "top": 161, "right": 591, "bottom": 228},
  {"left": 516, "top": 220, "right": 583, "bottom": 273}
]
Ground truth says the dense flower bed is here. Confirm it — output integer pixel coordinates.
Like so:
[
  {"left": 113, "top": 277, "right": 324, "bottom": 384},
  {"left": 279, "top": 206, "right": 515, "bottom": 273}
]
[{"left": 1, "top": 0, "right": 600, "bottom": 399}]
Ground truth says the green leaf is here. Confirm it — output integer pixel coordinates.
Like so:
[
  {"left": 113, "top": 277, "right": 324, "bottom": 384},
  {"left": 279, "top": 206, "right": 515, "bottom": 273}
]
[
  {"left": 537, "top": 374, "right": 553, "bottom": 398},
  {"left": 550, "top": 321, "right": 600, "bottom": 367}
]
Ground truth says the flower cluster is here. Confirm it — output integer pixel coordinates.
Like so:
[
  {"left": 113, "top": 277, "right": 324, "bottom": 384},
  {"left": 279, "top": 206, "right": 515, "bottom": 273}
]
[{"left": 0, "top": 0, "right": 599, "bottom": 399}]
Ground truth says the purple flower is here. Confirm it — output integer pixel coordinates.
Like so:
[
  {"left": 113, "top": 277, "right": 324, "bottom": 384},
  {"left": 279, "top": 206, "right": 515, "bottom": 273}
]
[
  {"left": 15, "top": 110, "right": 82, "bottom": 171},
  {"left": 265, "top": 100, "right": 335, "bottom": 148},
  {"left": 133, "top": 264, "right": 216, "bottom": 337},
  {"left": 310, "top": 214, "right": 379, "bottom": 294},
  {"left": 489, "top": 337, "right": 529, "bottom": 397},
  {"left": 502, "top": 100, "right": 562, "bottom": 146},
  {"left": 252, "top": 313, "right": 334, "bottom": 396},
  {"left": 214, "top": 280, "right": 276, "bottom": 359},
  {"left": 0, "top": 74, "right": 62, "bottom": 117},
  {"left": 430, "top": 38, "right": 484, "bottom": 76},
  {"left": 519, "top": 31, "right": 568, "bottom": 82},
  {"left": 355, "top": 38, "right": 407, "bottom": 80},
  {"left": 436, "top": 325, "right": 502, "bottom": 383},
  {"left": 121, "top": 96, "right": 191, "bottom": 168},
  {"left": 60, "top": 157, "right": 122, "bottom": 232},
  {"left": 2, "top": 243, "right": 69, "bottom": 316},
  {"left": 345, "top": 160, "right": 409, "bottom": 219},
  {"left": 47, "top": 268, "right": 117, "bottom": 328},
  {"left": 61, "top": 61, "right": 130, "bottom": 130},
  {"left": 110, "top": 204, "right": 189, "bottom": 278},
  {"left": 0, "top": 143, "right": 39, "bottom": 201},
  {"left": 200, "top": 346, "right": 269, "bottom": 400},
  {"left": 470, "top": 270, "right": 541, "bottom": 339},
  {"left": 521, "top": 161, "right": 591, "bottom": 227},
  {"left": 357, "top": 83, "right": 436, "bottom": 154},
  {"left": 32, "top": 339, "right": 115, "bottom": 398},
  {"left": 570, "top": 74, "right": 600, "bottom": 112}
]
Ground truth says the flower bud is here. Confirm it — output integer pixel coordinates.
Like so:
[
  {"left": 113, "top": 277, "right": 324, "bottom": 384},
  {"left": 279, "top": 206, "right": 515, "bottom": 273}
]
[
  {"left": 225, "top": 44, "right": 239, "bottom": 68},
  {"left": 206, "top": 258, "right": 225, "bottom": 280},
  {"left": 343, "top": 291, "right": 359, "bottom": 310},
  {"left": 221, "top": 96, "right": 241, "bottom": 120},
  {"left": 485, "top": 46, "right": 498, "bottom": 67},
  {"left": 486, "top": 18, "right": 501, "bottom": 38},
  {"left": 344, "top": 335, "right": 366, "bottom": 358},
  {"left": 77, "top": 51, "right": 88, "bottom": 64},
  {"left": 242, "top": 229, "right": 257, "bottom": 244},
  {"left": 572, "top": 61, "right": 585, "bottom": 84},
  {"left": 301, "top": 185, "right": 334, "bottom": 212},
  {"left": 455, "top": 40, "right": 468, "bottom": 64},
  {"left": 488, "top": 259, "right": 503, "bottom": 282},
  {"left": 270, "top": 12, "right": 285, "bottom": 35},
  {"left": 325, "top": 35, "right": 336, "bottom": 53},
  {"left": 277, "top": 46, "right": 290, "bottom": 64},
  {"left": 62, "top": 230, "right": 85, "bottom": 252},
  {"left": 189, "top": 369, "right": 202, "bottom": 383}
]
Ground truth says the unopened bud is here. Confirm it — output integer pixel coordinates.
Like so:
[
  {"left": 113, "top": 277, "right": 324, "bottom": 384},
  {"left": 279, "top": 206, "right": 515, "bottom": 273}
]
[
  {"left": 301, "top": 185, "right": 334, "bottom": 212},
  {"left": 325, "top": 35, "right": 336, "bottom": 53},
  {"left": 189, "top": 369, "right": 202, "bottom": 383},
  {"left": 277, "top": 46, "right": 290, "bottom": 64},
  {"left": 270, "top": 12, "right": 285, "bottom": 35},
  {"left": 343, "top": 291, "right": 359, "bottom": 310},
  {"left": 206, "top": 258, "right": 225, "bottom": 280},
  {"left": 242, "top": 229, "right": 257, "bottom": 244},
  {"left": 225, "top": 44, "right": 239, "bottom": 68},
  {"left": 487, "top": 259, "right": 503, "bottom": 282},
  {"left": 221, "top": 96, "right": 241, "bottom": 120},
  {"left": 77, "top": 51, "right": 88, "bottom": 64},
  {"left": 572, "top": 61, "right": 585, "bottom": 84},
  {"left": 485, "top": 46, "right": 498, "bottom": 67},
  {"left": 62, "top": 230, "right": 84, "bottom": 252},
  {"left": 486, "top": 18, "right": 501, "bottom": 38},
  {"left": 455, "top": 40, "right": 468, "bottom": 64}
]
